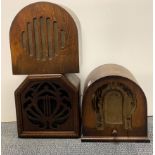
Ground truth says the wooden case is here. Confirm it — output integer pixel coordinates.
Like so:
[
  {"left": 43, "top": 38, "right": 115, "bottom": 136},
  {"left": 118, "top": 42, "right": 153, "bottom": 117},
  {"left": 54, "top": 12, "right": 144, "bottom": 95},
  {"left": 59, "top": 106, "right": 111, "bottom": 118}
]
[
  {"left": 15, "top": 74, "right": 80, "bottom": 138},
  {"left": 10, "top": 2, "right": 79, "bottom": 74},
  {"left": 82, "top": 64, "right": 149, "bottom": 142}
]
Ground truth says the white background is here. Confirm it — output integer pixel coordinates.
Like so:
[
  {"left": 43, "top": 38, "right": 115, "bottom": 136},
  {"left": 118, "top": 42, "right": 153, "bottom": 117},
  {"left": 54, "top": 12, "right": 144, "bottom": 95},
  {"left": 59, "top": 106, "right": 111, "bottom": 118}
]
[{"left": 1, "top": 0, "right": 152, "bottom": 122}]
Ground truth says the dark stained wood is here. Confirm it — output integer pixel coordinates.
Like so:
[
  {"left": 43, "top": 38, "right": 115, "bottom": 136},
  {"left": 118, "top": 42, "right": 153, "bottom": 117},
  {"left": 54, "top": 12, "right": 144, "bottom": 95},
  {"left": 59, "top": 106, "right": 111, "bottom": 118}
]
[
  {"left": 10, "top": 2, "right": 79, "bottom": 74},
  {"left": 15, "top": 74, "right": 80, "bottom": 138},
  {"left": 82, "top": 64, "right": 149, "bottom": 142}
]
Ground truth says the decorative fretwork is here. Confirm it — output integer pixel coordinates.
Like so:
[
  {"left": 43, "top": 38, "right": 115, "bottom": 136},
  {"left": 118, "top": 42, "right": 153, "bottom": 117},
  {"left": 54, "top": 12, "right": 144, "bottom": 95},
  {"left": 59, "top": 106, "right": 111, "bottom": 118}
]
[
  {"left": 21, "top": 81, "right": 71, "bottom": 129},
  {"left": 92, "top": 82, "right": 136, "bottom": 130}
]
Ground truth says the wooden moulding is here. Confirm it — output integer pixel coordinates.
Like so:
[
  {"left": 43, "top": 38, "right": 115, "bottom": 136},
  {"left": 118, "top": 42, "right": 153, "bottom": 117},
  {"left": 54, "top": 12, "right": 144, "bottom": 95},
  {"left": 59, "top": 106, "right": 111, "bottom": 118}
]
[
  {"left": 82, "top": 64, "right": 149, "bottom": 142},
  {"left": 10, "top": 2, "right": 79, "bottom": 74},
  {"left": 15, "top": 74, "right": 80, "bottom": 138}
]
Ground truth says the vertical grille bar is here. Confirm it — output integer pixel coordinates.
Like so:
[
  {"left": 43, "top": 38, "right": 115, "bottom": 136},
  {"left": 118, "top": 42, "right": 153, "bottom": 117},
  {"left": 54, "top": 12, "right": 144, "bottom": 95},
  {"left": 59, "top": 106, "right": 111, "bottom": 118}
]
[
  {"left": 53, "top": 21, "right": 58, "bottom": 55},
  {"left": 33, "top": 18, "right": 42, "bottom": 60},
  {"left": 40, "top": 17, "right": 48, "bottom": 60},
  {"left": 61, "top": 30, "right": 65, "bottom": 48},
  {"left": 21, "top": 31, "right": 27, "bottom": 50},
  {"left": 22, "top": 17, "right": 65, "bottom": 60},
  {"left": 27, "top": 22, "right": 34, "bottom": 56},
  {"left": 46, "top": 18, "right": 53, "bottom": 59}
]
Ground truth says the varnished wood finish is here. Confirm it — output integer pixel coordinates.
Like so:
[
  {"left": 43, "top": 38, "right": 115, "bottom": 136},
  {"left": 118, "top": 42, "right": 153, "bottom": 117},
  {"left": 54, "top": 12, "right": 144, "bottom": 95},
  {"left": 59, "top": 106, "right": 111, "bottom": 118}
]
[
  {"left": 15, "top": 74, "right": 80, "bottom": 138},
  {"left": 82, "top": 64, "right": 149, "bottom": 142},
  {"left": 10, "top": 2, "right": 79, "bottom": 74}
]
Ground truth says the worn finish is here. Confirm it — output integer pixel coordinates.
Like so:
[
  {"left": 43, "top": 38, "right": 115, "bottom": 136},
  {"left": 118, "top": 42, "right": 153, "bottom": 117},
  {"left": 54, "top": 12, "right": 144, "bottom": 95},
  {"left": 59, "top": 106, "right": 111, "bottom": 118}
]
[
  {"left": 15, "top": 74, "right": 80, "bottom": 138},
  {"left": 82, "top": 64, "right": 149, "bottom": 142},
  {"left": 10, "top": 2, "right": 79, "bottom": 74}
]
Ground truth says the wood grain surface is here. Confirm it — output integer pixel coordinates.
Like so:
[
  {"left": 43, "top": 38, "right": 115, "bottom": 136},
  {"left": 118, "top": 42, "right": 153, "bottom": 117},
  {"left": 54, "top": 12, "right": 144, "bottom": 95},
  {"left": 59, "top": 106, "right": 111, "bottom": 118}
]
[
  {"left": 15, "top": 74, "right": 80, "bottom": 138},
  {"left": 10, "top": 2, "right": 79, "bottom": 74},
  {"left": 82, "top": 64, "right": 149, "bottom": 142}
]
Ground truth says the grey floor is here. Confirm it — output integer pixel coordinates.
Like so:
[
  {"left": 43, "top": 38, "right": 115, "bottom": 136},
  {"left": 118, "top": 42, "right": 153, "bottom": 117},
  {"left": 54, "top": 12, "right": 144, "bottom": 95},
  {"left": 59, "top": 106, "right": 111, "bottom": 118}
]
[{"left": 2, "top": 117, "right": 153, "bottom": 155}]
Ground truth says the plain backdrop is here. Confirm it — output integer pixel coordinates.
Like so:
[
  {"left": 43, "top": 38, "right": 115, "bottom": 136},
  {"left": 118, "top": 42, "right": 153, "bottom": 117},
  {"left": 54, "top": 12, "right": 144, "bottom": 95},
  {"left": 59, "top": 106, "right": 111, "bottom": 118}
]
[{"left": 1, "top": 0, "right": 152, "bottom": 122}]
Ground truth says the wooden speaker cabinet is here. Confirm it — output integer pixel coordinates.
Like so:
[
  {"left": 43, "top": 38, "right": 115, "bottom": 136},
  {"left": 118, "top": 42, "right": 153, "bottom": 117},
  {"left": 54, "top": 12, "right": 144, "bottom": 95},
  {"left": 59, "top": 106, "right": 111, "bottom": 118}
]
[
  {"left": 10, "top": 2, "right": 79, "bottom": 74},
  {"left": 82, "top": 64, "right": 149, "bottom": 142},
  {"left": 15, "top": 74, "right": 80, "bottom": 138}
]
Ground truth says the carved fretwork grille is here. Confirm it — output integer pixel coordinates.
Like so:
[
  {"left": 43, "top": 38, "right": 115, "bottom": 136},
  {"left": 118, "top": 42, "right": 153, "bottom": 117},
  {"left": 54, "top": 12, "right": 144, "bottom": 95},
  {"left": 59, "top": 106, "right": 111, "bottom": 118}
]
[
  {"left": 21, "top": 81, "right": 71, "bottom": 129},
  {"left": 92, "top": 82, "right": 137, "bottom": 130}
]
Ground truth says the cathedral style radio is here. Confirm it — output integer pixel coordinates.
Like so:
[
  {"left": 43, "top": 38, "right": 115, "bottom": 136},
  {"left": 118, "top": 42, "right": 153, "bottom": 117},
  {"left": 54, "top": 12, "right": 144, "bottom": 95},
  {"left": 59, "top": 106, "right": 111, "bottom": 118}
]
[
  {"left": 10, "top": 2, "right": 79, "bottom": 74},
  {"left": 82, "top": 64, "right": 149, "bottom": 142}
]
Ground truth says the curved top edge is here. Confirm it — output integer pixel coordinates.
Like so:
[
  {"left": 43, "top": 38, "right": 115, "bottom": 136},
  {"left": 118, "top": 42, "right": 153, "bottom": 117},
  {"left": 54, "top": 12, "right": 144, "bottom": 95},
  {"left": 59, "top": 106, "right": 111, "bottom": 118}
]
[
  {"left": 83, "top": 75, "right": 147, "bottom": 104},
  {"left": 84, "top": 64, "right": 137, "bottom": 90},
  {"left": 9, "top": 1, "right": 78, "bottom": 33}
]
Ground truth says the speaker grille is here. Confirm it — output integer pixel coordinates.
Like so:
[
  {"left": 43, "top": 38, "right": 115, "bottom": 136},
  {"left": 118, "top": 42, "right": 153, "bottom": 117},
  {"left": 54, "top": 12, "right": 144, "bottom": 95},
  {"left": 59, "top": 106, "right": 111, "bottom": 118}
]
[{"left": 21, "top": 17, "right": 66, "bottom": 60}]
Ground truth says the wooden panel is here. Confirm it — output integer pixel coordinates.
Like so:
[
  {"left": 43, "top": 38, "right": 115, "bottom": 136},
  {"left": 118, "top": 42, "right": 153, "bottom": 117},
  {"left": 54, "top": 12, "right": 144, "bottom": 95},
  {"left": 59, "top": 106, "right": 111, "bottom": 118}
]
[
  {"left": 104, "top": 90, "right": 123, "bottom": 124},
  {"left": 82, "top": 64, "right": 149, "bottom": 142},
  {"left": 10, "top": 2, "right": 79, "bottom": 74},
  {"left": 15, "top": 75, "right": 80, "bottom": 138}
]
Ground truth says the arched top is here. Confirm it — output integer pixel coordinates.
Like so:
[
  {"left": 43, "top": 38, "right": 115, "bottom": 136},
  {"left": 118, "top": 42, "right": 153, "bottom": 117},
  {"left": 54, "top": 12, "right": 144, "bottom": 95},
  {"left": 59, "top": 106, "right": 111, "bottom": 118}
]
[
  {"left": 10, "top": 2, "right": 79, "bottom": 74},
  {"left": 84, "top": 64, "right": 137, "bottom": 92},
  {"left": 82, "top": 71, "right": 148, "bottom": 141},
  {"left": 84, "top": 75, "right": 146, "bottom": 104}
]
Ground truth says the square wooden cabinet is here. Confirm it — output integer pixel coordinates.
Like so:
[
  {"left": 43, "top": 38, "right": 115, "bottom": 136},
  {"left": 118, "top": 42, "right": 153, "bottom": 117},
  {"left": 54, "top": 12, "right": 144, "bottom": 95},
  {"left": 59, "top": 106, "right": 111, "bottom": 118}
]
[{"left": 15, "top": 75, "right": 80, "bottom": 138}]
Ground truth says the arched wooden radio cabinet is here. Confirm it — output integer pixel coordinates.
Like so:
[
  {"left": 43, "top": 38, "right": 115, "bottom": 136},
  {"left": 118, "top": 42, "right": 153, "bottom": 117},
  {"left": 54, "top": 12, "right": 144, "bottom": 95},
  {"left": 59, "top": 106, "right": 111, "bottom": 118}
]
[
  {"left": 10, "top": 2, "right": 79, "bottom": 74},
  {"left": 82, "top": 64, "right": 149, "bottom": 142}
]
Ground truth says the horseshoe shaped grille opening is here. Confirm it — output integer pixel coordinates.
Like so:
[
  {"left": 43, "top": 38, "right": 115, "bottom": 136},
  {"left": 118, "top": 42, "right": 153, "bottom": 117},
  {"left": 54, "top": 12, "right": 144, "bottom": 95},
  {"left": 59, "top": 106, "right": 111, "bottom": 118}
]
[{"left": 92, "top": 82, "right": 136, "bottom": 130}]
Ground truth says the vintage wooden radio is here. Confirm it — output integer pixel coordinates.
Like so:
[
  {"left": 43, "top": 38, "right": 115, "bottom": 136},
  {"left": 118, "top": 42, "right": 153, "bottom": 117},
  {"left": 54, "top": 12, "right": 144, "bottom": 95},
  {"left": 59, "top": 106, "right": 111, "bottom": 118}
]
[
  {"left": 15, "top": 74, "right": 80, "bottom": 138},
  {"left": 10, "top": 2, "right": 80, "bottom": 138},
  {"left": 10, "top": 2, "right": 79, "bottom": 74},
  {"left": 82, "top": 64, "right": 149, "bottom": 142}
]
